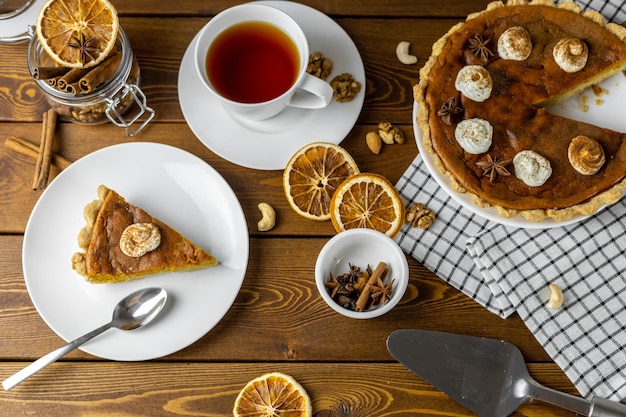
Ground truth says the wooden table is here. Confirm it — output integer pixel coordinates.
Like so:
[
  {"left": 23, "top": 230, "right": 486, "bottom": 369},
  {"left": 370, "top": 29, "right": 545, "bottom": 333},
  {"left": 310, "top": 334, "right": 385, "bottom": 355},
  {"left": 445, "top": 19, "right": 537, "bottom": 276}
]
[{"left": 0, "top": 1, "right": 581, "bottom": 415}]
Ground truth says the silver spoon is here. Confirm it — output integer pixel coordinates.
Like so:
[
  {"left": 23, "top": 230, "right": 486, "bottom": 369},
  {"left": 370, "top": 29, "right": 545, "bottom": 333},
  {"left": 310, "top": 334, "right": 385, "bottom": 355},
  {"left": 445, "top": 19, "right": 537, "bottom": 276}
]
[{"left": 2, "top": 287, "right": 168, "bottom": 391}]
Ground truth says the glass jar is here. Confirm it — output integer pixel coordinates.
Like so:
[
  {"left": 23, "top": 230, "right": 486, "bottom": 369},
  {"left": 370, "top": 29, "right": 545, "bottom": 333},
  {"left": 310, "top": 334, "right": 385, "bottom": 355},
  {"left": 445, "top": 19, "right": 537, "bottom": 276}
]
[{"left": 27, "top": 25, "right": 154, "bottom": 136}]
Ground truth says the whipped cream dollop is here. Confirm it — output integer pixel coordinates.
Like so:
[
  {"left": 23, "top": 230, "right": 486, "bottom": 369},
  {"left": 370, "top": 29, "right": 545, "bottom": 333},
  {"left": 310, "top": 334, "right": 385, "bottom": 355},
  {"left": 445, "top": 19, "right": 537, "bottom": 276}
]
[
  {"left": 455, "top": 118, "right": 493, "bottom": 154},
  {"left": 513, "top": 150, "right": 552, "bottom": 187},
  {"left": 568, "top": 135, "right": 605, "bottom": 175},
  {"left": 553, "top": 38, "right": 588, "bottom": 73},
  {"left": 454, "top": 65, "right": 492, "bottom": 102},
  {"left": 120, "top": 223, "right": 161, "bottom": 257},
  {"left": 497, "top": 26, "right": 532, "bottom": 61}
]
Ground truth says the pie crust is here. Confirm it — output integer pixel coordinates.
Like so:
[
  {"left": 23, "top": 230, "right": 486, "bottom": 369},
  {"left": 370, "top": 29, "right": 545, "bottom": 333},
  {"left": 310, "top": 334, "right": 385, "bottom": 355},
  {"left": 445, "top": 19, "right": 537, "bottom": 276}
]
[{"left": 415, "top": 0, "right": 626, "bottom": 221}]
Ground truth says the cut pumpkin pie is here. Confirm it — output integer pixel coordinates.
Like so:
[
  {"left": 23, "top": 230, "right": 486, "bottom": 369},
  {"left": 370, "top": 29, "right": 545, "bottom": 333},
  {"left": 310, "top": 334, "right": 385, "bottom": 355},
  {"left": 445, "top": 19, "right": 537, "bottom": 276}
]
[
  {"left": 71, "top": 185, "right": 217, "bottom": 283},
  {"left": 415, "top": 0, "right": 626, "bottom": 221}
]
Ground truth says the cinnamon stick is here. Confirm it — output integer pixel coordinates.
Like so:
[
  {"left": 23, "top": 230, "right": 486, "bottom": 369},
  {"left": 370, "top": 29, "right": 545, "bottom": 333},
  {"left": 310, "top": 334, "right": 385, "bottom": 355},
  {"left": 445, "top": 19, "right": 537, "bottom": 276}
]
[
  {"left": 32, "top": 109, "right": 58, "bottom": 190},
  {"left": 5, "top": 136, "right": 71, "bottom": 170},
  {"left": 63, "top": 82, "right": 80, "bottom": 95},
  {"left": 79, "top": 51, "right": 122, "bottom": 93},
  {"left": 33, "top": 66, "right": 71, "bottom": 80},
  {"left": 355, "top": 262, "right": 388, "bottom": 312},
  {"left": 57, "top": 67, "right": 91, "bottom": 93}
]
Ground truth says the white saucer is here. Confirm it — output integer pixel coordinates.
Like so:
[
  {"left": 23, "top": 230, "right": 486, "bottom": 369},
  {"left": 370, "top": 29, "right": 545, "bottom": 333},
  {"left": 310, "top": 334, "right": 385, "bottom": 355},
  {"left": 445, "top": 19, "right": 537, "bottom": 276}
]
[{"left": 178, "top": 1, "right": 365, "bottom": 170}]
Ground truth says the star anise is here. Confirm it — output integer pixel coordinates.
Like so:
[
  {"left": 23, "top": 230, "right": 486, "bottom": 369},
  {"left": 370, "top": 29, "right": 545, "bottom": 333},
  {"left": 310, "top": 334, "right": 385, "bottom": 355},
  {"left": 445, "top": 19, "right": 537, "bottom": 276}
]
[
  {"left": 344, "top": 263, "right": 363, "bottom": 283},
  {"left": 67, "top": 33, "right": 99, "bottom": 66},
  {"left": 370, "top": 278, "right": 395, "bottom": 305},
  {"left": 468, "top": 34, "right": 494, "bottom": 62},
  {"left": 476, "top": 155, "right": 511, "bottom": 182},
  {"left": 437, "top": 96, "right": 464, "bottom": 125}
]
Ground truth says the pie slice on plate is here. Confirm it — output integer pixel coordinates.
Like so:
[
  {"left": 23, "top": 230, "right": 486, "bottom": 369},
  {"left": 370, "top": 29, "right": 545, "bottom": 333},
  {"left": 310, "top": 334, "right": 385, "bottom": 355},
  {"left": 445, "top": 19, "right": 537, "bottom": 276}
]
[{"left": 72, "top": 185, "right": 218, "bottom": 283}]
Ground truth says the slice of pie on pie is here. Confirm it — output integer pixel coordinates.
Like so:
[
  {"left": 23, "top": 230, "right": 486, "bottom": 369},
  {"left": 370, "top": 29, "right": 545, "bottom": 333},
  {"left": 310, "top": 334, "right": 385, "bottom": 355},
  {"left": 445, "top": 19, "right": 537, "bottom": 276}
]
[{"left": 72, "top": 185, "right": 218, "bottom": 283}]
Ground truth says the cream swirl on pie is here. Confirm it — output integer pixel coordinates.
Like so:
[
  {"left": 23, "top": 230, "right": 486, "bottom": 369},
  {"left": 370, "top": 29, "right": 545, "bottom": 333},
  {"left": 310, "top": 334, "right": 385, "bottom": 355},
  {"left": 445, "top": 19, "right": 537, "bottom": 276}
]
[
  {"left": 497, "top": 26, "right": 532, "bottom": 61},
  {"left": 568, "top": 135, "right": 605, "bottom": 175},
  {"left": 553, "top": 38, "right": 588, "bottom": 73},
  {"left": 120, "top": 223, "right": 161, "bottom": 257}
]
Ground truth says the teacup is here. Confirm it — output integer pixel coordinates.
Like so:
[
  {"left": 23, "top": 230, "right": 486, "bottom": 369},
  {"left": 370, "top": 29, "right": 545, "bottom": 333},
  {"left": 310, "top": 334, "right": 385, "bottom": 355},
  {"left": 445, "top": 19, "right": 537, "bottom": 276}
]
[{"left": 194, "top": 3, "right": 333, "bottom": 121}]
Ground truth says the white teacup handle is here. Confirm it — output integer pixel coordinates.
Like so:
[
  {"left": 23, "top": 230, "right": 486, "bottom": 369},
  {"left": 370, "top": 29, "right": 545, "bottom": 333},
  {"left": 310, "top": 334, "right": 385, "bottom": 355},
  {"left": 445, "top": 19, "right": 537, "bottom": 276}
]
[{"left": 288, "top": 73, "right": 333, "bottom": 109}]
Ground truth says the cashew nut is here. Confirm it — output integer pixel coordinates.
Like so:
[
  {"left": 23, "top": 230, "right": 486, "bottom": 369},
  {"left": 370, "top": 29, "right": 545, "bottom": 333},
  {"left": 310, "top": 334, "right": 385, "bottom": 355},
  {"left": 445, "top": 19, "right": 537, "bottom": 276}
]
[
  {"left": 257, "top": 203, "right": 276, "bottom": 232},
  {"left": 396, "top": 41, "right": 418, "bottom": 65},
  {"left": 546, "top": 284, "right": 564, "bottom": 309}
]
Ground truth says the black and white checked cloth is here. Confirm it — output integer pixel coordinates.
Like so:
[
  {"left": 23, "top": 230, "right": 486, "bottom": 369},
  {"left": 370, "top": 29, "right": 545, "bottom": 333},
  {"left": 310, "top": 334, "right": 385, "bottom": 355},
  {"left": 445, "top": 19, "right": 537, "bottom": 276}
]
[{"left": 395, "top": 0, "right": 626, "bottom": 401}]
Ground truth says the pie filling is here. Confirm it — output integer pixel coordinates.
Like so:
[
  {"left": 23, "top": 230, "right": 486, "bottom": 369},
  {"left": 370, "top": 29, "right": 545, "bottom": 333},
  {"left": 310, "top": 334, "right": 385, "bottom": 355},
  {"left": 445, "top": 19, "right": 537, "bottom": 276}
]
[
  {"left": 72, "top": 185, "right": 217, "bottom": 283},
  {"left": 416, "top": 0, "right": 626, "bottom": 221}
]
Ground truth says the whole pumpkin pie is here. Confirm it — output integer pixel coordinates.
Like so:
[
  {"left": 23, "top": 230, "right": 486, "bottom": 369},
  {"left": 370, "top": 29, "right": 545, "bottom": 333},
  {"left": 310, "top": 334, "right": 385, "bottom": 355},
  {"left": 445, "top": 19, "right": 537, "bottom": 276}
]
[
  {"left": 415, "top": 0, "right": 626, "bottom": 221},
  {"left": 71, "top": 185, "right": 218, "bottom": 283}
]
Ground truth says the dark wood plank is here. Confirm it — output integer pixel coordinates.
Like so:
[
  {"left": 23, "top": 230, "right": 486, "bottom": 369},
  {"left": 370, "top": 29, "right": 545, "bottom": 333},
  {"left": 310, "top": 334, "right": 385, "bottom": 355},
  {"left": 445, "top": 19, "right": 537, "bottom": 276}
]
[
  {"left": 0, "top": 362, "right": 578, "bottom": 416},
  {"left": 0, "top": 2, "right": 593, "bottom": 415},
  {"left": 113, "top": 0, "right": 492, "bottom": 18},
  {"left": 0, "top": 15, "right": 461, "bottom": 123},
  {"left": 0, "top": 235, "right": 554, "bottom": 363},
  {"left": 0, "top": 119, "right": 419, "bottom": 233}
]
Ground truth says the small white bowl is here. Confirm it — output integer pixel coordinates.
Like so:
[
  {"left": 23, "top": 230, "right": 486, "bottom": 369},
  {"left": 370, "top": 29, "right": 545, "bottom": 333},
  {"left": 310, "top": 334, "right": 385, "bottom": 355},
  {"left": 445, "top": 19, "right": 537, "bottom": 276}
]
[{"left": 315, "top": 228, "right": 409, "bottom": 319}]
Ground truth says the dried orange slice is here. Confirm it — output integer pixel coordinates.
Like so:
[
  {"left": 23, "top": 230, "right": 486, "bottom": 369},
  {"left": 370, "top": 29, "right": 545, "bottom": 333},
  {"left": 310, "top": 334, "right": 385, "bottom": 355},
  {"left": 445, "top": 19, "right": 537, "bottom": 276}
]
[
  {"left": 233, "top": 372, "right": 312, "bottom": 417},
  {"left": 284, "top": 142, "right": 359, "bottom": 221},
  {"left": 36, "top": 0, "right": 119, "bottom": 68},
  {"left": 330, "top": 173, "right": 405, "bottom": 237}
]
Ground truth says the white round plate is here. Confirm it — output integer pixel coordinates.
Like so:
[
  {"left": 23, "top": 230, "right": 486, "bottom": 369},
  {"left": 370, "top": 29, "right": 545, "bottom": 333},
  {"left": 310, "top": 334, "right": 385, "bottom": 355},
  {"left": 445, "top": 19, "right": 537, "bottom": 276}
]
[
  {"left": 22, "top": 143, "right": 249, "bottom": 361},
  {"left": 413, "top": 102, "right": 592, "bottom": 229},
  {"left": 178, "top": 0, "right": 365, "bottom": 170}
]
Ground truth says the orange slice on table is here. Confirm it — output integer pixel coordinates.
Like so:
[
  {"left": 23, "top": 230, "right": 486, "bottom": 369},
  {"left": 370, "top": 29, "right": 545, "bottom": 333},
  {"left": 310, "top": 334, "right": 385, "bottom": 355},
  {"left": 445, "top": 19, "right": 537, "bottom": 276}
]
[
  {"left": 36, "top": 0, "right": 119, "bottom": 68},
  {"left": 233, "top": 372, "right": 312, "bottom": 417},
  {"left": 330, "top": 173, "right": 405, "bottom": 238},
  {"left": 283, "top": 142, "right": 359, "bottom": 221}
]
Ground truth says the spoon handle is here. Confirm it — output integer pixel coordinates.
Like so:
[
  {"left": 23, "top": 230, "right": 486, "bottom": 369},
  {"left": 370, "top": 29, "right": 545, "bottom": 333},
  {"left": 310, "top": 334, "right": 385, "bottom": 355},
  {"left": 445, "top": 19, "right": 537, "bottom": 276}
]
[{"left": 2, "top": 322, "right": 113, "bottom": 391}]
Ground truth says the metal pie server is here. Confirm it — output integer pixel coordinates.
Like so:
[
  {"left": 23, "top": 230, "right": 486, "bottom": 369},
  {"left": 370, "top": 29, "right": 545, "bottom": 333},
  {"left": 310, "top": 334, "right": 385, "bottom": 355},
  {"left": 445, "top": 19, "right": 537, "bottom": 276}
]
[{"left": 386, "top": 329, "right": 626, "bottom": 417}]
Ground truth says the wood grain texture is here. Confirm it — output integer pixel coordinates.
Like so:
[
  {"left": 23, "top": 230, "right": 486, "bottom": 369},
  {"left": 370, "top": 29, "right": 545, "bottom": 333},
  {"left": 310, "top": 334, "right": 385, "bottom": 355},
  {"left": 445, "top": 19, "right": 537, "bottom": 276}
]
[
  {"left": 112, "top": 0, "right": 493, "bottom": 17},
  {"left": 0, "top": 362, "right": 578, "bottom": 416},
  {"left": 0, "top": 236, "right": 556, "bottom": 363},
  {"left": 0, "top": 1, "right": 590, "bottom": 415},
  {"left": 0, "top": 121, "right": 418, "bottom": 233},
  {"left": 0, "top": 15, "right": 462, "bottom": 123}
]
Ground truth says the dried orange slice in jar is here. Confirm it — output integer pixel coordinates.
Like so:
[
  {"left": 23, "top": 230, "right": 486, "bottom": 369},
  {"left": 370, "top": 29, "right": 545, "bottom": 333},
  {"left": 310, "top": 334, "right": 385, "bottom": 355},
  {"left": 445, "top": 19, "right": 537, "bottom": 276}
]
[
  {"left": 284, "top": 142, "right": 359, "bottom": 221},
  {"left": 330, "top": 173, "right": 405, "bottom": 237},
  {"left": 233, "top": 372, "right": 312, "bottom": 417},
  {"left": 36, "top": 0, "right": 119, "bottom": 68}
]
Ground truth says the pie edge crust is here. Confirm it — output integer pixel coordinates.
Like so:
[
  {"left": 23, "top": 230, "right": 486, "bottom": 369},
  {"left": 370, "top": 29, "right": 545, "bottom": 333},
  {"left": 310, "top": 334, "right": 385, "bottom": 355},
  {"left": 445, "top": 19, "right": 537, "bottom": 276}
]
[{"left": 414, "top": 0, "right": 626, "bottom": 222}]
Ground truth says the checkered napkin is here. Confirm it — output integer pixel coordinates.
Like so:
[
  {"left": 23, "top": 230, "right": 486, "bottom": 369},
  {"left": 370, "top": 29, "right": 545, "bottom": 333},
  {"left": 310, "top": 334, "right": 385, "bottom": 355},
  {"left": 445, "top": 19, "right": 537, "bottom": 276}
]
[{"left": 394, "top": 0, "right": 626, "bottom": 401}]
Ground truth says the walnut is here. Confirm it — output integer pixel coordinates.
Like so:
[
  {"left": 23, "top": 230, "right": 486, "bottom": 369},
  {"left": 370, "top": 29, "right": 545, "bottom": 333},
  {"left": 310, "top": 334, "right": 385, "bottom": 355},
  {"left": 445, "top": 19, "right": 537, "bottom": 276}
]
[
  {"left": 378, "top": 122, "right": 405, "bottom": 145},
  {"left": 391, "top": 126, "right": 405, "bottom": 144},
  {"left": 406, "top": 202, "right": 435, "bottom": 229},
  {"left": 330, "top": 73, "right": 361, "bottom": 102},
  {"left": 306, "top": 52, "right": 333, "bottom": 80},
  {"left": 378, "top": 121, "right": 393, "bottom": 133}
]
